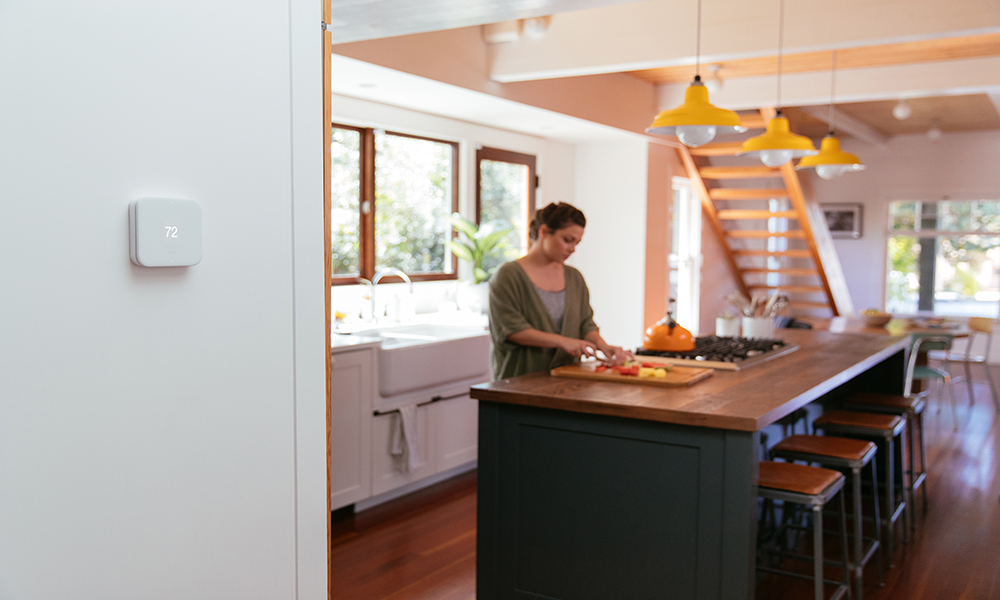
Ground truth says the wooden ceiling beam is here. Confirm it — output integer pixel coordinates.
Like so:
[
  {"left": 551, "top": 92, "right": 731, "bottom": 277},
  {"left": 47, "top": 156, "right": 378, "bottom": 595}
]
[
  {"left": 795, "top": 105, "right": 891, "bottom": 145},
  {"left": 629, "top": 33, "right": 1000, "bottom": 85}
]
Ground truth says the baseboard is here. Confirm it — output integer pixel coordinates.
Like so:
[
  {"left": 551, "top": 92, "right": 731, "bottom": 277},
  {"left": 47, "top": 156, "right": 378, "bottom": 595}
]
[{"left": 355, "top": 460, "right": 477, "bottom": 512}]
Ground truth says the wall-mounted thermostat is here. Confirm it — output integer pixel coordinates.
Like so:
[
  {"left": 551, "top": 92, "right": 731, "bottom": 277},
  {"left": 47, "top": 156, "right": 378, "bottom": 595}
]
[{"left": 129, "top": 197, "right": 202, "bottom": 267}]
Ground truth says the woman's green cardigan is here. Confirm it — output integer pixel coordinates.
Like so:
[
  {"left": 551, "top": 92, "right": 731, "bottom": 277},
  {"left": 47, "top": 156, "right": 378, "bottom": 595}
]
[{"left": 488, "top": 261, "right": 599, "bottom": 381}]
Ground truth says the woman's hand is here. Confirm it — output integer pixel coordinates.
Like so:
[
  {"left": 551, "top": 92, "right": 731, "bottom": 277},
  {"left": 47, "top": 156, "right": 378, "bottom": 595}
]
[
  {"left": 560, "top": 337, "right": 597, "bottom": 359},
  {"left": 597, "top": 343, "right": 631, "bottom": 366}
]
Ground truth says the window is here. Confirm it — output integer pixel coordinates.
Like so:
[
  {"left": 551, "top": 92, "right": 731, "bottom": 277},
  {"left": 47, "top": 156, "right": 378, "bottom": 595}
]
[
  {"left": 669, "top": 177, "right": 701, "bottom": 333},
  {"left": 329, "top": 124, "right": 459, "bottom": 283},
  {"left": 476, "top": 147, "right": 536, "bottom": 274},
  {"left": 886, "top": 199, "right": 1000, "bottom": 317}
]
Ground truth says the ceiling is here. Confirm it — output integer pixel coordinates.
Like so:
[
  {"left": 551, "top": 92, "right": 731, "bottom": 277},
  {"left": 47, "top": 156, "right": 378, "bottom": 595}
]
[
  {"left": 326, "top": 0, "right": 642, "bottom": 44},
  {"left": 329, "top": 0, "right": 1000, "bottom": 142}
]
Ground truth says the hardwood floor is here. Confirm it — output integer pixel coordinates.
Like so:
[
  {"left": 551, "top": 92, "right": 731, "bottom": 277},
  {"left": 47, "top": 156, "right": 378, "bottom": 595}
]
[{"left": 330, "top": 374, "right": 1000, "bottom": 600}]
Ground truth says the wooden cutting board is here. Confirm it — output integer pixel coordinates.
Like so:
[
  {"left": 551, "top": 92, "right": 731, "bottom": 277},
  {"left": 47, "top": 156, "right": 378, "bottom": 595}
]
[{"left": 550, "top": 362, "right": 713, "bottom": 387}]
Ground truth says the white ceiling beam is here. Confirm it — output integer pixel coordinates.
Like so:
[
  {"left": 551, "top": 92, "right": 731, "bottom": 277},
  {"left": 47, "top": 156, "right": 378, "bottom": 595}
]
[
  {"left": 656, "top": 56, "right": 1000, "bottom": 113},
  {"left": 796, "top": 106, "right": 891, "bottom": 145},
  {"left": 988, "top": 92, "right": 1000, "bottom": 117},
  {"left": 488, "top": 0, "right": 1000, "bottom": 83}
]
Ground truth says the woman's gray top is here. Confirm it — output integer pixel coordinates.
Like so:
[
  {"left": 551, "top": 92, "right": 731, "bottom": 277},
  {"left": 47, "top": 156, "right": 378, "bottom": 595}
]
[{"left": 534, "top": 285, "right": 566, "bottom": 332}]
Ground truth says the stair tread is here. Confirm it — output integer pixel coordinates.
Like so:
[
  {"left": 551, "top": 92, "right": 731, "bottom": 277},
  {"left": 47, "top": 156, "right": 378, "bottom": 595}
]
[
  {"left": 733, "top": 250, "right": 813, "bottom": 257},
  {"left": 688, "top": 141, "right": 744, "bottom": 156},
  {"left": 741, "top": 268, "right": 818, "bottom": 275},
  {"left": 699, "top": 166, "right": 781, "bottom": 179},
  {"left": 709, "top": 188, "right": 790, "bottom": 200},
  {"left": 725, "top": 230, "right": 806, "bottom": 238},
  {"left": 747, "top": 283, "right": 826, "bottom": 294},
  {"left": 716, "top": 210, "right": 798, "bottom": 220}
]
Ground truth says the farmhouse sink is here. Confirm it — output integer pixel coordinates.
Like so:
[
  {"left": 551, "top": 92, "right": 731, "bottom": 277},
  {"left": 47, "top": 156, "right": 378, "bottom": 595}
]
[{"left": 338, "top": 321, "right": 490, "bottom": 397}]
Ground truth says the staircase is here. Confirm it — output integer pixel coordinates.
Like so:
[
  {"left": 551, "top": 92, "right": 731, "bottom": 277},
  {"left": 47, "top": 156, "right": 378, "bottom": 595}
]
[{"left": 678, "top": 107, "right": 854, "bottom": 317}]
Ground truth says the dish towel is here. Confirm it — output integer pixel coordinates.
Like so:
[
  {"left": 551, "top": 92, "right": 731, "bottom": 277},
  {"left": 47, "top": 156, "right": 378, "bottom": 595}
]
[{"left": 390, "top": 405, "right": 420, "bottom": 472}]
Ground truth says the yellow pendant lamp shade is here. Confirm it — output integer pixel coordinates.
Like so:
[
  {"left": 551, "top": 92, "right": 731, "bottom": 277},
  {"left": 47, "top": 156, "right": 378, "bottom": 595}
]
[
  {"left": 646, "top": 77, "right": 747, "bottom": 147},
  {"left": 796, "top": 134, "right": 865, "bottom": 179},
  {"left": 736, "top": 113, "right": 817, "bottom": 167}
]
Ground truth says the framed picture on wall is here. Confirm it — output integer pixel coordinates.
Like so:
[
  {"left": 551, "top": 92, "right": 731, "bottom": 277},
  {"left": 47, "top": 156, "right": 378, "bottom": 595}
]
[{"left": 821, "top": 203, "right": 863, "bottom": 239}]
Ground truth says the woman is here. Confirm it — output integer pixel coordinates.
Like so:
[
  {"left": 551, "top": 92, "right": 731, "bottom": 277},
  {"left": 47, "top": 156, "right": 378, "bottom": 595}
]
[{"left": 488, "top": 202, "right": 629, "bottom": 380}]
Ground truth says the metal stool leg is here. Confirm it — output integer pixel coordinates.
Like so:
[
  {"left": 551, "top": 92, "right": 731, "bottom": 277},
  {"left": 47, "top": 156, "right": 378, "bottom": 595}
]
[
  {"left": 850, "top": 464, "right": 864, "bottom": 600},
  {"left": 812, "top": 504, "right": 824, "bottom": 600},
  {"left": 983, "top": 362, "right": 1000, "bottom": 410},
  {"left": 838, "top": 488, "right": 850, "bottom": 597},
  {"left": 884, "top": 432, "right": 897, "bottom": 566},
  {"left": 870, "top": 456, "right": 884, "bottom": 588},
  {"left": 918, "top": 411, "right": 929, "bottom": 512}
]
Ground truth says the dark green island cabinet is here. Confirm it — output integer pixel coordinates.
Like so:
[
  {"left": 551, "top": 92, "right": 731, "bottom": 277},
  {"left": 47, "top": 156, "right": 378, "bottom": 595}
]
[{"left": 471, "top": 329, "right": 909, "bottom": 600}]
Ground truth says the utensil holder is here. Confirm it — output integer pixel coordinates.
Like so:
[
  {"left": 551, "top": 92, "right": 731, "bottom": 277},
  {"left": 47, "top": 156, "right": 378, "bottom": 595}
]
[
  {"left": 716, "top": 317, "right": 740, "bottom": 337},
  {"left": 742, "top": 316, "right": 774, "bottom": 339}
]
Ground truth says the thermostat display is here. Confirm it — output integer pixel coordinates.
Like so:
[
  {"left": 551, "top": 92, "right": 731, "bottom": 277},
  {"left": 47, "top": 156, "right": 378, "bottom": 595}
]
[{"left": 129, "top": 197, "right": 202, "bottom": 267}]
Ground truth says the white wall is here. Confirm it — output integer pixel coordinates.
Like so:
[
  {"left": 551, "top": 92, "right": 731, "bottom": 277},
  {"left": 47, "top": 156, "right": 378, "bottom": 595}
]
[
  {"left": 806, "top": 130, "right": 1000, "bottom": 313},
  {"left": 571, "top": 141, "right": 650, "bottom": 350},
  {"left": 0, "top": 1, "right": 327, "bottom": 598}
]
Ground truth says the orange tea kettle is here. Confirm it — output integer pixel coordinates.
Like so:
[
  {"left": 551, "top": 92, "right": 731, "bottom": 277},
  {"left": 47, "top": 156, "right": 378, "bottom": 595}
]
[{"left": 643, "top": 300, "right": 695, "bottom": 352}]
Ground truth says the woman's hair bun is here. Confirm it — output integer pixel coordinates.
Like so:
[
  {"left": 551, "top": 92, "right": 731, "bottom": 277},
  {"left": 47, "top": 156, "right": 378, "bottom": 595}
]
[{"left": 529, "top": 202, "right": 586, "bottom": 241}]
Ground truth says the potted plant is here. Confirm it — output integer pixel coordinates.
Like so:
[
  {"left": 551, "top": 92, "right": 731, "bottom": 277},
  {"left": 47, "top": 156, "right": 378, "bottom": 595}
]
[{"left": 446, "top": 212, "right": 513, "bottom": 311}]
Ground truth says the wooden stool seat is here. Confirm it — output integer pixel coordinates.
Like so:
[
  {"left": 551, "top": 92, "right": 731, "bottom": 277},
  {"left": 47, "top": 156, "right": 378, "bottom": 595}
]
[
  {"left": 774, "top": 435, "right": 875, "bottom": 462},
  {"left": 850, "top": 392, "right": 926, "bottom": 414},
  {"left": 815, "top": 410, "right": 903, "bottom": 432},
  {"left": 759, "top": 461, "right": 844, "bottom": 496}
]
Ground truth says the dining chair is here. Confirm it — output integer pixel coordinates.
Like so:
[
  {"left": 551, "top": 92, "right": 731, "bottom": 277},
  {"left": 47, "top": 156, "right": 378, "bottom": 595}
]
[
  {"left": 907, "top": 334, "right": 958, "bottom": 429},
  {"left": 927, "top": 317, "right": 1000, "bottom": 411}
]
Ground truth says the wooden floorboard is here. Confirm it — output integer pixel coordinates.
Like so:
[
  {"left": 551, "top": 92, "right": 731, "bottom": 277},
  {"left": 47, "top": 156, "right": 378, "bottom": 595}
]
[{"left": 329, "top": 370, "right": 1000, "bottom": 600}]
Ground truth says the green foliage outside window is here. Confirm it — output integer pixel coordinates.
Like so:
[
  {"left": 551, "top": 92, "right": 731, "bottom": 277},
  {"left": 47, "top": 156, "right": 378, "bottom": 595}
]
[
  {"left": 330, "top": 127, "right": 361, "bottom": 276},
  {"left": 885, "top": 200, "right": 1000, "bottom": 316},
  {"left": 374, "top": 133, "right": 453, "bottom": 274},
  {"left": 479, "top": 159, "right": 528, "bottom": 273}
]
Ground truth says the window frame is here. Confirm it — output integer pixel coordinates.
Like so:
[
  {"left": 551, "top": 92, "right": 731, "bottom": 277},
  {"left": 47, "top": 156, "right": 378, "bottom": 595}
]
[
  {"left": 475, "top": 146, "right": 537, "bottom": 252},
  {"left": 330, "top": 123, "right": 460, "bottom": 286}
]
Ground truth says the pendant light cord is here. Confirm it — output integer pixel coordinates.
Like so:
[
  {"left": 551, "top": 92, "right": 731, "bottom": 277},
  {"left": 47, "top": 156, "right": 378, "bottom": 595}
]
[
  {"left": 828, "top": 50, "right": 837, "bottom": 135},
  {"left": 776, "top": 0, "right": 784, "bottom": 112},
  {"left": 695, "top": 0, "right": 702, "bottom": 77}
]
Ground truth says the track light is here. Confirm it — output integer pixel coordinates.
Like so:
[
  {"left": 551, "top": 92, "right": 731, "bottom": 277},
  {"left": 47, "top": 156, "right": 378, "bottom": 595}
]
[{"left": 892, "top": 100, "right": 912, "bottom": 120}]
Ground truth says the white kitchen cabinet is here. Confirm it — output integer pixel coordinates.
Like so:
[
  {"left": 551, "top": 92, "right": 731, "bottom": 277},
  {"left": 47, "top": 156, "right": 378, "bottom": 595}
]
[
  {"left": 369, "top": 391, "right": 481, "bottom": 497},
  {"left": 329, "top": 348, "right": 373, "bottom": 511},
  {"left": 371, "top": 405, "right": 434, "bottom": 496},
  {"left": 430, "top": 394, "right": 479, "bottom": 472}
]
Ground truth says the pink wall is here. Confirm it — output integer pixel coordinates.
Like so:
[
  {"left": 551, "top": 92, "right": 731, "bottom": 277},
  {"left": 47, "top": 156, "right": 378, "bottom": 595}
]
[{"left": 803, "top": 130, "right": 1000, "bottom": 312}]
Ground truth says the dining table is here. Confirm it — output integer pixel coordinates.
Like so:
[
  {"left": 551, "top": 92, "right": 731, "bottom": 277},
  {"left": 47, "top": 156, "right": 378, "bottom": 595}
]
[{"left": 802, "top": 315, "right": 969, "bottom": 338}]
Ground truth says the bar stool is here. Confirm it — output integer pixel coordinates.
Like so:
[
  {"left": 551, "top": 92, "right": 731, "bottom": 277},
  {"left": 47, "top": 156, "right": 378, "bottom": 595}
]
[
  {"left": 813, "top": 410, "right": 909, "bottom": 568},
  {"left": 846, "top": 392, "right": 928, "bottom": 518},
  {"left": 771, "top": 435, "right": 884, "bottom": 600},
  {"left": 757, "top": 461, "right": 851, "bottom": 600}
]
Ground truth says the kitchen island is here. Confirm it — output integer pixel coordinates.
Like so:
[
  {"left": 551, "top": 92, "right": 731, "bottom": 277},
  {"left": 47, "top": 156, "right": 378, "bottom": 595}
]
[{"left": 471, "top": 329, "right": 909, "bottom": 600}]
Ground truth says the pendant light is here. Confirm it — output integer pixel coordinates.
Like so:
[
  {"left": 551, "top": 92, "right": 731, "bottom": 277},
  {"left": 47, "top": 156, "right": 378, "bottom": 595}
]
[
  {"left": 796, "top": 51, "right": 864, "bottom": 179},
  {"left": 645, "top": 0, "right": 746, "bottom": 147},
  {"left": 737, "top": 0, "right": 817, "bottom": 166}
]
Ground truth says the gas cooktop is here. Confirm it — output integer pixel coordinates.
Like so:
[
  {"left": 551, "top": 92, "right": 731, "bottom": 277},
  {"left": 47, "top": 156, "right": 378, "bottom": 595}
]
[{"left": 635, "top": 335, "right": 799, "bottom": 371}]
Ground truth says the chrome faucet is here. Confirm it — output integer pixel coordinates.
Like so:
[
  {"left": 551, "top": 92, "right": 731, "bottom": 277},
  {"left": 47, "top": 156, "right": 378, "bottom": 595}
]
[{"left": 371, "top": 268, "right": 413, "bottom": 321}]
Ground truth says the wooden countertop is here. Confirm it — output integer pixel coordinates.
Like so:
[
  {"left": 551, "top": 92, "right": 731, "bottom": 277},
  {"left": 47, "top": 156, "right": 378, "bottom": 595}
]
[{"left": 470, "top": 329, "right": 910, "bottom": 432}]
